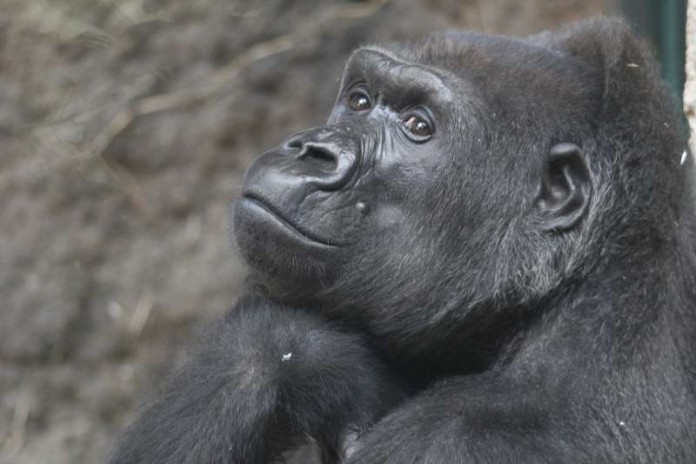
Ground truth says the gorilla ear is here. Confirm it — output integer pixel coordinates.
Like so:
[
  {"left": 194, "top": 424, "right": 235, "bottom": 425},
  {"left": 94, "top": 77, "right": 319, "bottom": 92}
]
[{"left": 535, "top": 143, "right": 591, "bottom": 232}]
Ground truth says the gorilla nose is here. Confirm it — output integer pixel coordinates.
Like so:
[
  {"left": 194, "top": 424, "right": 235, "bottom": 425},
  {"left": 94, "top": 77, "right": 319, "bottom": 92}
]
[
  {"left": 241, "top": 128, "right": 361, "bottom": 221},
  {"left": 285, "top": 138, "right": 338, "bottom": 170},
  {"left": 280, "top": 128, "right": 360, "bottom": 191}
]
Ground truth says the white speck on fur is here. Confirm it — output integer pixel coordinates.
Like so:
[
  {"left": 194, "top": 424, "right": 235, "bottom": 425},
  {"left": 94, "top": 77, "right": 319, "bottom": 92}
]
[
  {"left": 618, "top": 421, "right": 626, "bottom": 427},
  {"left": 281, "top": 352, "right": 293, "bottom": 361},
  {"left": 680, "top": 150, "right": 688, "bottom": 166}
]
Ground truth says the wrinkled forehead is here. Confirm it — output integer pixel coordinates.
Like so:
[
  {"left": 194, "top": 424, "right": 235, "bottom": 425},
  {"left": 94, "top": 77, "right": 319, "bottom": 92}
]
[{"left": 341, "top": 48, "right": 459, "bottom": 107}]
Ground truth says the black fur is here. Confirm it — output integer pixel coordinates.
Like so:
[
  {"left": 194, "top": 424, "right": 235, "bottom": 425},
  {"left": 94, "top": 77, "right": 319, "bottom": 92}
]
[
  {"left": 109, "top": 18, "right": 696, "bottom": 463},
  {"left": 109, "top": 297, "right": 405, "bottom": 462}
]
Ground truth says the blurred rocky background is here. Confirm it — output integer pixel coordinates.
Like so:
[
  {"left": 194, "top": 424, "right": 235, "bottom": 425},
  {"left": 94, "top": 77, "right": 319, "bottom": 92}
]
[{"left": 0, "top": 1, "right": 621, "bottom": 462}]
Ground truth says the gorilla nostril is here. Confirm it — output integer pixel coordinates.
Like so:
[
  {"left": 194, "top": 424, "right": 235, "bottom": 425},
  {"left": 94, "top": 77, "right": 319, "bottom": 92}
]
[
  {"left": 300, "top": 145, "right": 339, "bottom": 171},
  {"left": 283, "top": 137, "right": 303, "bottom": 152}
]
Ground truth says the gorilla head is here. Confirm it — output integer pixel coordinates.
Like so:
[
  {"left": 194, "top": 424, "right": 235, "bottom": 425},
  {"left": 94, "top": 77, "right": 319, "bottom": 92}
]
[{"left": 234, "top": 20, "right": 686, "bottom": 368}]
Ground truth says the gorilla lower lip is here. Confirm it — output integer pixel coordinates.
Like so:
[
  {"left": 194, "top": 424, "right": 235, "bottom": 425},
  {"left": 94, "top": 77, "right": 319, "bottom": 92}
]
[{"left": 240, "top": 195, "right": 340, "bottom": 247}]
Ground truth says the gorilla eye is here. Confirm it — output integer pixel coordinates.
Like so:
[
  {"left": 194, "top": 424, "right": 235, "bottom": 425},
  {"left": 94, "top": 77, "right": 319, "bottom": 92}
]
[
  {"left": 403, "top": 114, "right": 433, "bottom": 140},
  {"left": 347, "top": 89, "right": 372, "bottom": 112}
]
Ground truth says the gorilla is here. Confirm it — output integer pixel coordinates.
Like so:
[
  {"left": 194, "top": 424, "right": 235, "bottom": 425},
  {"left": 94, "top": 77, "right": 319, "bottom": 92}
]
[{"left": 109, "top": 17, "right": 696, "bottom": 463}]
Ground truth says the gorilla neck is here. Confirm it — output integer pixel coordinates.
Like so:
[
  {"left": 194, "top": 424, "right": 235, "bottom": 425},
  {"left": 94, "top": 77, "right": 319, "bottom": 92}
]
[
  {"left": 372, "top": 229, "right": 696, "bottom": 382},
  {"left": 511, "top": 225, "right": 696, "bottom": 379}
]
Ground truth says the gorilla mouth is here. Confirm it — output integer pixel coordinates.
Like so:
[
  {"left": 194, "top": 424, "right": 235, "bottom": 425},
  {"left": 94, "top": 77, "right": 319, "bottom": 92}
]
[{"left": 240, "top": 194, "right": 340, "bottom": 247}]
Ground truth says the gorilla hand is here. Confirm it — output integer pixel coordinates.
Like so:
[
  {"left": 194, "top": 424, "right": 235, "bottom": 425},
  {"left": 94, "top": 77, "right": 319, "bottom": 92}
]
[{"left": 108, "top": 297, "right": 405, "bottom": 464}]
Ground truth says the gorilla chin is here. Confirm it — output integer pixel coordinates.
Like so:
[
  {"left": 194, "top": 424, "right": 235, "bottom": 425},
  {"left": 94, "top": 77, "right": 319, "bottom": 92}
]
[{"left": 233, "top": 195, "right": 346, "bottom": 287}]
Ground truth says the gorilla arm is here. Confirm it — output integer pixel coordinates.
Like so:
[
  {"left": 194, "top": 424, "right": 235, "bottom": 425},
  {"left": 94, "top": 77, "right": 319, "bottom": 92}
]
[
  {"left": 346, "top": 374, "right": 579, "bottom": 464},
  {"left": 107, "top": 297, "right": 405, "bottom": 464}
]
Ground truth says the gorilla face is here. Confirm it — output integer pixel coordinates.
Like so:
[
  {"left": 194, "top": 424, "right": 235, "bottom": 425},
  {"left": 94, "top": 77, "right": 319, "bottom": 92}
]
[
  {"left": 234, "top": 36, "right": 594, "bottom": 351},
  {"left": 234, "top": 49, "right": 467, "bottom": 284}
]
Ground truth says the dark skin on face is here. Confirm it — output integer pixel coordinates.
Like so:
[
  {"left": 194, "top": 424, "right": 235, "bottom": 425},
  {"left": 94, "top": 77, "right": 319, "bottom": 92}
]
[
  {"left": 234, "top": 49, "right": 456, "bottom": 288},
  {"left": 108, "top": 18, "right": 696, "bottom": 464}
]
